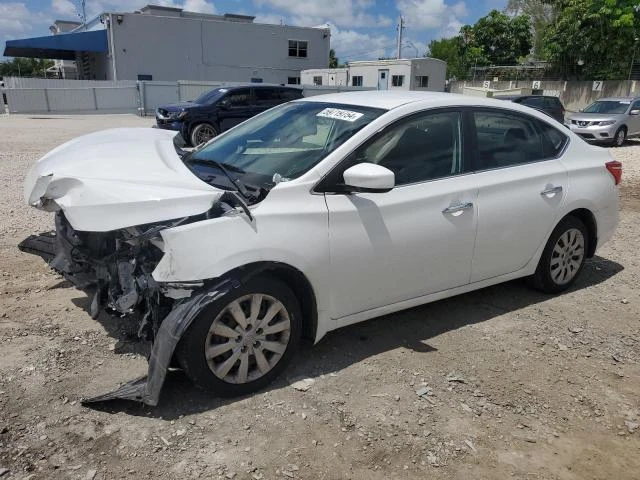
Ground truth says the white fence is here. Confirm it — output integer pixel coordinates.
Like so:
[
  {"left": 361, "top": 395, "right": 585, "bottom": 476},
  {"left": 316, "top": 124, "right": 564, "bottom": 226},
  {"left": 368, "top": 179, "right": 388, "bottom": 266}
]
[{"left": 2, "top": 76, "right": 375, "bottom": 115}]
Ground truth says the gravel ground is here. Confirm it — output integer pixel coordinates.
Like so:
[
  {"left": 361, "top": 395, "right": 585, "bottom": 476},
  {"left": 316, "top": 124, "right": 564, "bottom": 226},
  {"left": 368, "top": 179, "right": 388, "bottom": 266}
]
[{"left": 1, "top": 114, "right": 639, "bottom": 480}]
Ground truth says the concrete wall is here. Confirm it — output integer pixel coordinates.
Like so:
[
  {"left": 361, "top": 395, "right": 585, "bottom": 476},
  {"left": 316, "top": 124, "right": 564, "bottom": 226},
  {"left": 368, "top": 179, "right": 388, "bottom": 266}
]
[
  {"left": 108, "top": 12, "right": 330, "bottom": 83},
  {"left": 450, "top": 79, "right": 640, "bottom": 111}
]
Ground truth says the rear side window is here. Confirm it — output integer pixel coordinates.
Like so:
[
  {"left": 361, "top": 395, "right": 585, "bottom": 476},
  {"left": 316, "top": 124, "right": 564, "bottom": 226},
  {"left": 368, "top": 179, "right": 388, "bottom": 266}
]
[
  {"left": 544, "top": 97, "right": 562, "bottom": 109},
  {"left": 473, "top": 110, "right": 567, "bottom": 170},
  {"left": 520, "top": 97, "right": 545, "bottom": 108}
]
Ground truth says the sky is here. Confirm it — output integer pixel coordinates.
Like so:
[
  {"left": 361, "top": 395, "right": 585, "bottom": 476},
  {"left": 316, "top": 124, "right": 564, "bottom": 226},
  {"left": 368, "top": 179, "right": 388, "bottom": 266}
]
[{"left": 1, "top": 0, "right": 508, "bottom": 62}]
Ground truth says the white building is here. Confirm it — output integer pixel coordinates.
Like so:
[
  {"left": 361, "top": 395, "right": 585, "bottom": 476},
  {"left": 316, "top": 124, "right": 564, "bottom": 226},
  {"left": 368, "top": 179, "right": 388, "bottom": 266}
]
[
  {"left": 4, "top": 4, "right": 330, "bottom": 83},
  {"left": 301, "top": 58, "right": 447, "bottom": 92}
]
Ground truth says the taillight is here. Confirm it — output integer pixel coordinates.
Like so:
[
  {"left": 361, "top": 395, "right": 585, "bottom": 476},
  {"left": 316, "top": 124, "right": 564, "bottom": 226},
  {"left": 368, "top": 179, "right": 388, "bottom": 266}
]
[{"left": 606, "top": 160, "right": 622, "bottom": 185}]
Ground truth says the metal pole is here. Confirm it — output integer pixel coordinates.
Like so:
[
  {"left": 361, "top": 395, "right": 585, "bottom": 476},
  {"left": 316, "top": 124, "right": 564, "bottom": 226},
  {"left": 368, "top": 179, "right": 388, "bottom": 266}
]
[
  {"left": 396, "top": 17, "right": 404, "bottom": 59},
  {"left": 629, "top": 42, "right": 638, "bottom": 81}
]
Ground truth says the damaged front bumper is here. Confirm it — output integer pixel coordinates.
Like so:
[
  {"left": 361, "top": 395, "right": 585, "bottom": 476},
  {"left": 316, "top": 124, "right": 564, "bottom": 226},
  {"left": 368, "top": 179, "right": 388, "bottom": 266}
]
[{"left": 19, "top": 213, "right": 237, "bottom": 406}]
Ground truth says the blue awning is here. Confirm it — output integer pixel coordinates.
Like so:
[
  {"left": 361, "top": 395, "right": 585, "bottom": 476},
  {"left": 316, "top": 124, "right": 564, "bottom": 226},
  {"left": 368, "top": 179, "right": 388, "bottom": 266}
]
[{"left": 3, "top": 30, "right": 108, "bottom": 60}]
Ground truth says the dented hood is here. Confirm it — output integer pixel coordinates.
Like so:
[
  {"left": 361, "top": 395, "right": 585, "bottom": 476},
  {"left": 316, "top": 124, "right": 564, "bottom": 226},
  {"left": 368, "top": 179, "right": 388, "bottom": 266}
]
[{"left": 24, "top": 128, "right": 223, "bottom": 232}]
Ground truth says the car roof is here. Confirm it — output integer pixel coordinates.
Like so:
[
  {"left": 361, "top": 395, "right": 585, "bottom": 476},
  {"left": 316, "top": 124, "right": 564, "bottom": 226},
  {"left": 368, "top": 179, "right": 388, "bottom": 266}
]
[
  {"left": 596, "top": 97, "right": 640, "bottom": 102},
  {"left": 215, "top": 83, "right": 301, "bottom": 90},
  {"left": 298, "top": 90, "right": 559, "bottom": 112}
]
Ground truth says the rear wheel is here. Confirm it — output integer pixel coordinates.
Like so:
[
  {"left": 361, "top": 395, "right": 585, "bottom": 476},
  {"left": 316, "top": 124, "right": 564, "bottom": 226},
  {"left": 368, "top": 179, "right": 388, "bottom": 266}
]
[
  {"left": 530, "top": 216, "right": 588, "bottom": 293},
  {"left": 190, "top": 123, "right": 218, "bottom": 147},
  {"left": 176, "top": 276, "right": 301, "bottom": 397},
  {"left": 612, "top": 127, "right": 626, "bottom": 147}
]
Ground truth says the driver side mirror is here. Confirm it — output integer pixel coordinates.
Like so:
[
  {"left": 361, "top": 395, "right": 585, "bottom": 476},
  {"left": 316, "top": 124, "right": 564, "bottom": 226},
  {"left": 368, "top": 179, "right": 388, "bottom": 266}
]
[
  {"left": 343, "top": 163, "right": 395, "bottom": 193},
  {"left": 218, "top": 99, "right": 230, "bottom": 109},
  {"left": 630, "top": 109, "right": 640, "bottom": 115}
]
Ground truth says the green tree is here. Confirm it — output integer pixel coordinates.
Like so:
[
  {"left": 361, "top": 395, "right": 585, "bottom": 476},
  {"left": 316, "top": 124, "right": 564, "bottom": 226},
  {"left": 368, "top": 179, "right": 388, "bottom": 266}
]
[
  {"left": 543, "top": 0, "right": 640, "bottom": 79},
  {"left": 329, "top": 49, "right": 338, "bottom": 68},
  {"left": 469, "top": 10, "right": 533, "bottom": 65},
  {"left": 426, "top": 37, "right": 467, "bottom": 79},
  {"left": 0, "top": 57, "right": 55, "bottom": 77},
  {"left": 505, "top": 0, "right": 557, "bottom": 59}
]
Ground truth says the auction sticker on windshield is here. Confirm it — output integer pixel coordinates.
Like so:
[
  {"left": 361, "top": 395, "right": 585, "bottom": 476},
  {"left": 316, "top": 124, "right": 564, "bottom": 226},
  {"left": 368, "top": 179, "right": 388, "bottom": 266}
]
[{"left": 317, "top": 108, "right": 364, "bottom": 122}]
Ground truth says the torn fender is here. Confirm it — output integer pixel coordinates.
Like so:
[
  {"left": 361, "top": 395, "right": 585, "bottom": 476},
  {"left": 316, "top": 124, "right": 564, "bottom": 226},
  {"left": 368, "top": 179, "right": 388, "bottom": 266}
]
[{"left": 82, "top": 277, "right": 239, "bottom": 406}]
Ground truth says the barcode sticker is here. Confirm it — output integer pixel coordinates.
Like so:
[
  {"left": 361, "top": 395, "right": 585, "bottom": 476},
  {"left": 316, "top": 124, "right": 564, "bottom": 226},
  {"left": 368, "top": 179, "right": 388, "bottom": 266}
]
[{"left": 317, "top": 108, "right": 364, "bottom": 122}]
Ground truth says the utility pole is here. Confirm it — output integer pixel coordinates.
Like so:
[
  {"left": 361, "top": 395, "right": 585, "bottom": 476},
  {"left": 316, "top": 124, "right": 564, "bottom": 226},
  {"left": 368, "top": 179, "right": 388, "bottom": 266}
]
[{"left": 396, "top": 17, "right": 405, "bottom": 59}]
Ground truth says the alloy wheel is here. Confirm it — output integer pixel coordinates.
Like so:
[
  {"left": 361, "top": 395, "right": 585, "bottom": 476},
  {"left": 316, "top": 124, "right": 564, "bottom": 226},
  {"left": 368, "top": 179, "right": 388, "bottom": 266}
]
[
  {"left": 204, "top": 294, "right": 291, "bottom": 384},
  {"left": 550, "top": 228, "right": 585, "bottom": 285},
  {"left": 194, "top": 124, "right": 216, "bottom": 145}
]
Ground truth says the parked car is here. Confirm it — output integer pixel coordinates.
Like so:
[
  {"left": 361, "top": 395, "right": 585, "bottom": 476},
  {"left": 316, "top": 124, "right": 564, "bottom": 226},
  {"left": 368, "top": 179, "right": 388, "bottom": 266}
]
[
  {"left": 155, "top": 84, "right": 303, "bottom": 146},
  {"left": 22, "top": 91, "right": 620, "bottom": 405},
  {"left": 496, "top": 95, "right": 566, "bottom": 123},
  {"left": 566, "top": 96, "right": 640, "bottom": 147}
]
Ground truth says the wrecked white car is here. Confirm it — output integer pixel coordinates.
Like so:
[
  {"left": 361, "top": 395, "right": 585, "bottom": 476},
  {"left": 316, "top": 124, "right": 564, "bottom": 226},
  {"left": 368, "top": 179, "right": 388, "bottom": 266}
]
[{"left": 22, "top": 92, "right": 620, "bottom": 405}]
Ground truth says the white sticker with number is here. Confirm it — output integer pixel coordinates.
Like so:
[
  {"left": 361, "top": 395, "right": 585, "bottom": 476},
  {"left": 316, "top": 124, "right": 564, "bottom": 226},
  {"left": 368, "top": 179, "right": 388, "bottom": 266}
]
[{"left": 317, "top": 108, "right": 364, "bottom": 122}]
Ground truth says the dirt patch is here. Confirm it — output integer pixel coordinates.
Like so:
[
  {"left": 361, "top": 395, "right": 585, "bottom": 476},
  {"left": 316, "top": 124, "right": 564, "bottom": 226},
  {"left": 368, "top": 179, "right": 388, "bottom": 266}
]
[{"left": 1, "top": 115, "right": 639, "bottom": 480}]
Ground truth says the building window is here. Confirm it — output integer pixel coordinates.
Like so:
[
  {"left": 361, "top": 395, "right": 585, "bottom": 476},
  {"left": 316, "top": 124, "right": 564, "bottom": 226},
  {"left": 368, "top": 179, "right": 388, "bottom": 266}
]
[
  {"left": 288, "top": 77, "right": 301, "bottom": 85},
  {"left": 313, "top": 76, "right": 323, "bottom": 86},
  {"left": 416, "top": 75, "right": 429, "bottom": 88},
  {"left": 391, "top": 75, "right": 404, "bottom": 87},
  {"left": 288, "top": 40, "right": 308, "bottom": 58},
  {"left": 352, "top": 76, "right": 363, "bottom": 87}
]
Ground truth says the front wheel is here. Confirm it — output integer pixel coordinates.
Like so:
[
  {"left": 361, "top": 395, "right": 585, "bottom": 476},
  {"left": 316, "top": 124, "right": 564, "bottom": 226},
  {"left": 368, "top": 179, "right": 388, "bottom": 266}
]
[
  {"left": 612, "top": 127, "right": 626, "bottom": 147},
  {"left": 530, "top": 216, "right": 588, "bottom": 293},
  {"left": 190, "top": 123, "right": 218, "bottom": 147},
  {"left": 176, "top": 276, "right": 302, "bottom": 397}
]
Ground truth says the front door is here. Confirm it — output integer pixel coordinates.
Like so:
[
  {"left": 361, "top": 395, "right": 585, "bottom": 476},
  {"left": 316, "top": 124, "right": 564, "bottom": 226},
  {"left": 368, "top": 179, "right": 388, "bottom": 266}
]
[
  {"left": 218, "top": 88, "right": 254, "bottom": 131},
  {"left": 470, "top": 108, "right": 568, "bottom": 282},
  {"left": 628, "top": 99, "right": 640, "bottom": 136},
  {"left": 377, "top": 69, "right": 389, "bottom": 90},
  {"left": 322, "top": 109, "right": 478, "bottom": 319}
]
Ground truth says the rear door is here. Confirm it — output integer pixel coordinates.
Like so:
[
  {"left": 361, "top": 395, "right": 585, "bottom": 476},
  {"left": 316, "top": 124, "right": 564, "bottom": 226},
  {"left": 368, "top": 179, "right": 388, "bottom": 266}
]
[{"left": 470, "top": 108, "right": 569, "bottom": 282}]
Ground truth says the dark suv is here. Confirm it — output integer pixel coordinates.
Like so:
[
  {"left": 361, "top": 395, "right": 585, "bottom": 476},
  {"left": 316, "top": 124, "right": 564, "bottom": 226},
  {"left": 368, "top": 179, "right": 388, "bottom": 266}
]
[
  {"left": 156, "top": 85, "right": 303, "bottom": 146},
  {"left": 496, "top": 95, "right": 565, "bottom": 124}
]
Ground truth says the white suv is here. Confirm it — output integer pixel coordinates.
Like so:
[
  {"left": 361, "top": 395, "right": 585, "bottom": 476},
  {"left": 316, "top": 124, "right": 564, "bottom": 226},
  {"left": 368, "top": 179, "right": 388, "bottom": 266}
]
[{"left": 23, "top": 91, "right": 621, "bottom": 405}]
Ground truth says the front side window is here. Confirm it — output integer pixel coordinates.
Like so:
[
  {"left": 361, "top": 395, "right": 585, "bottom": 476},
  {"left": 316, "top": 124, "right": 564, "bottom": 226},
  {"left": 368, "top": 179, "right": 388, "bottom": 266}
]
[
  {"left": 582, "top": 100, "right": 630, "bottom": 114},
  {"left": 343, "top": 110, "right": 463, "bottom": 186},
  {"left": 352, "top": 76, "right": 363, "bottom": 87},
  {"left": 288, "top": 40, "right": 308, "bottom": 58},
  {"left": 631, "top": 100, "right": 640, "bottom": 111},
  {"left": 392, "top": 75, "right": 404, "bottom": 87},
  {"left": 225, "top": 88, "right": 251, "bottom": 106},
  {"left": 188, "top": 102, "right": 385, "bottom": 185},
  {"left": 473, "top": 110, "right": 567, "bottom": 170}
]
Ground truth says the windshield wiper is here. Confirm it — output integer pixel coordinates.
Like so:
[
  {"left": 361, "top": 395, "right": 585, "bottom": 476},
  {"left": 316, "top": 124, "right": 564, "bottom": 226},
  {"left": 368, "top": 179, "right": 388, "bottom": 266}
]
[{"left": 184, "top": 158, "right": 252, "bottom": 198}]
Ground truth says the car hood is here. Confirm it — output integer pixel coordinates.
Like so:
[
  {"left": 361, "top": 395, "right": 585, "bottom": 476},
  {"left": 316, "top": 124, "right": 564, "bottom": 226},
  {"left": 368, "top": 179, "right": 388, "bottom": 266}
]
[
  {"left": 24, "top": 128, "right": 223, "bottom": 232},
  {"left": 568, "top": 112, "right": 622, "bottom": 122},
  {"left": 158, "top": 102, "right": 196, "bottom": 112}
]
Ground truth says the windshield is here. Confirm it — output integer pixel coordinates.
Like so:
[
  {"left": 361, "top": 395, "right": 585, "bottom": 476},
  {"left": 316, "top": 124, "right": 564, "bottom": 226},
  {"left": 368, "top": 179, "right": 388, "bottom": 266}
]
[
  {"left": 582, "top": 100, "right": 630, "bottom": 114},
  {"left": 193, "top": 88, "right": 228, "bottom": 105},
  {"left": 188, "top": 101, "right": 386, "bottom": 184}
]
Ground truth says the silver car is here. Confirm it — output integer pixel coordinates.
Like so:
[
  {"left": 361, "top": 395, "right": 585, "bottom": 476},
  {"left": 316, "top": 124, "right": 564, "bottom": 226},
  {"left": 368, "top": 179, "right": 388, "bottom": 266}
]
[{"left": 567, "top": 96, "right": 640, "bottom": 146}]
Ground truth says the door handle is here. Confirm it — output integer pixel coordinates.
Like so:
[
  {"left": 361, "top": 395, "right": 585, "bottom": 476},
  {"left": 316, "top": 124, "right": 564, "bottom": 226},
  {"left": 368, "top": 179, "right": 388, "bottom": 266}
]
[
  {"left": 442, "top": 202, "right": 474, "bottom": 214},
  {"left": 540, "top": 185, "right": 563, "bottom": 197}
]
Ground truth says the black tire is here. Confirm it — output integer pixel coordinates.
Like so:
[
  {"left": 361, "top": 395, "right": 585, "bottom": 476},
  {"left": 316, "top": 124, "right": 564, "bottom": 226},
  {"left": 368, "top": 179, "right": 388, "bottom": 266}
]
[
  {"left": 530, "top": 216, "right": 589, "bottom": 294},
  {"left": 176, "top": 275, "right": 301, "bottom": 397},
  {"left": 612, "top": 126, "right": 626, "bottom": 147},
  {"left": 190, "top": 122, "right": 218, "bottom": 147}
]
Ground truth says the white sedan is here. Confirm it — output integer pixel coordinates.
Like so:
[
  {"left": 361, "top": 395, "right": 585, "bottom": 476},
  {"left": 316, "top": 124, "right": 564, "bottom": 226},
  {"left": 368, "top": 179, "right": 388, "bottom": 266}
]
[{"left": 22, "top": 91, "right": 621, "bottom": 405}]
